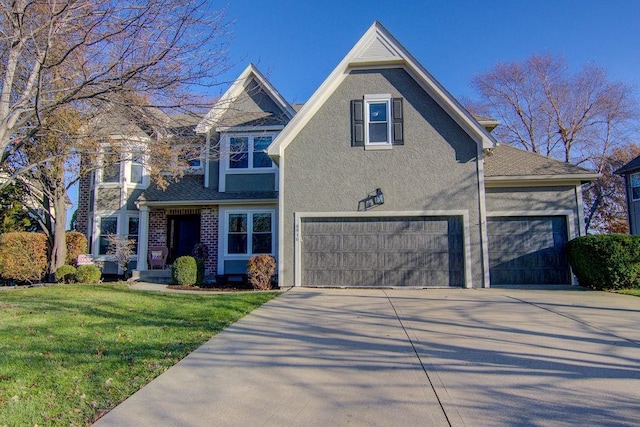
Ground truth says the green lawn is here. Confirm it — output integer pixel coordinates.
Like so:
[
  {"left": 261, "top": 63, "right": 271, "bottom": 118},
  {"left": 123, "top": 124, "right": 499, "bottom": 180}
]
[
  {"left": 617, "top": 289, "right": 640, "bottom": 297},
  {"left": 0, "top": 285, "right": 279, "bottom": 426}
]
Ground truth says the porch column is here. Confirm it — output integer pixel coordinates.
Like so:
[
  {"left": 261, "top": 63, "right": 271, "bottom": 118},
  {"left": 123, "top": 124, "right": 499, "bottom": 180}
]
[{"left": 137, "top": 205, "right": 150, "bottom": 270}]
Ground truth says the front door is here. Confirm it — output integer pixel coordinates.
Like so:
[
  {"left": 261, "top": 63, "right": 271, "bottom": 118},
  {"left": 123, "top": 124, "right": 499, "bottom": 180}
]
[{"left": 167, "top": 214, "right": 201, "bottom": 263}]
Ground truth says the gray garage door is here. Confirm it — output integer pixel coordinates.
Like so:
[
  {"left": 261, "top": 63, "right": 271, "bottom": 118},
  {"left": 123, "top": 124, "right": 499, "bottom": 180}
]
[
  {"left": 487, "top": 216, "right": 570, "bottom": 285},
  {"left": 301, "top": 216, "right": 464, "bottom": 287}
]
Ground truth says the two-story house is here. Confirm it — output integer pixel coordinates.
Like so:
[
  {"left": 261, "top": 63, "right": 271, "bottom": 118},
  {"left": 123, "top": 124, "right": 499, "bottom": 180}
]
[{"left": 77, "top": 22, "right": 597, "bottom": 287}]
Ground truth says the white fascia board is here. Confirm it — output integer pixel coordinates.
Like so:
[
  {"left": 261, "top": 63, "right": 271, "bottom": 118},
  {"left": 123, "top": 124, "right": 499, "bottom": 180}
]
[
  {"left": 196, "top": 64, "right": 295, "bottom": 135},
  {"left": 137, "top": 199, "right": 277, "bottom": 208},
  {"left": 269, "top": 21, "right": 496, "bottom": 161},
  {"left": 484, "top": 173, "right": 600, "bottom": 186},
  {"left": 215, "top": 125, "right": 286, "bottom": 133}
]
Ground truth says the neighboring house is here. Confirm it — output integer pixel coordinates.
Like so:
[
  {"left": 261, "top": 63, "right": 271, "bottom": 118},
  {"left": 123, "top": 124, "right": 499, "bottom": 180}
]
[
  {"left": 615, "top": 154, "right": 640, "bottom": 235},
  {"left": 77, "top": 21, "right": 597, "bottom": 287}
]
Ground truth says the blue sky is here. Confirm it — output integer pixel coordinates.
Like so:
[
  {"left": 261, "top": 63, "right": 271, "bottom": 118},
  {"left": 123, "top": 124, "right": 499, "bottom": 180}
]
[
  {"left": 67, "top": 0, "right": 640, "bottom": 225},
  {"left": 218, "top": 0, "right": 640, "bottom": 103}
]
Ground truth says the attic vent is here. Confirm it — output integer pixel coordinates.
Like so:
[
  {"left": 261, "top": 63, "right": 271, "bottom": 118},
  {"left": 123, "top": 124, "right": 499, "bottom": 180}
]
[{"left": 166, "top": 208, "right": 200, "bottom": 215}]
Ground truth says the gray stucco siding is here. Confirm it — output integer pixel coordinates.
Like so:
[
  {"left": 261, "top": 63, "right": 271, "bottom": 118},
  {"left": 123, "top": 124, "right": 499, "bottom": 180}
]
[
  {"left": 226, "top": 173, "right": 276, "bottom": 192},
  {"left": 281, "top": 68, "right": 484, "bottom": 287},
  {"left": 485, "top": 185, "right": 581, "bottom": 237}
]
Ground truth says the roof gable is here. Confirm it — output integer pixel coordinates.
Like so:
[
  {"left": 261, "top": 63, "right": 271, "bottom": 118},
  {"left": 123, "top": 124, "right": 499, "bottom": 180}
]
[
  {"left": 268, "top": 21, "right": 496, "bottom": 161},
  {"left": 196, "top": 64, "right": 296, "bottom": 134},
  {"left": 615, "top": 154, "right": 640, "bottom": 175}
]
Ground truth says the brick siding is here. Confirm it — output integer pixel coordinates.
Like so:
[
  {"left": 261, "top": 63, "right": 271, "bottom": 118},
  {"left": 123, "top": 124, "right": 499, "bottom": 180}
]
[
  {"left": 201, "top": 207, "right": 218, "bottom": 275},
  {"left": 75, "top": 173, "right": 91, "bottom": 237}
]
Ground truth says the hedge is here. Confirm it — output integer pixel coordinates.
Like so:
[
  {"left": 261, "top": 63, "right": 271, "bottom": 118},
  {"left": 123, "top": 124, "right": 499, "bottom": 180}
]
[
  {"left": 567, "top": 234, "right": 640, "bottom": 290},
  {"left": 66, "top": 231, "right": 88, "bottom": 266},
  {"left": 0, "top": 232, "right": 48, "bottom": 283}
]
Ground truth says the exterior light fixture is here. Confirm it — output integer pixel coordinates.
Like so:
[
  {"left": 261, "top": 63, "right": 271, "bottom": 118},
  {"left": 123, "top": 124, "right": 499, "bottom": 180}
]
[
  {"left": 374, "top": 188, "right": 384, "bottom": 205},
  {"left": 358, "top": 188, "right": 385, "bottom": 211}
]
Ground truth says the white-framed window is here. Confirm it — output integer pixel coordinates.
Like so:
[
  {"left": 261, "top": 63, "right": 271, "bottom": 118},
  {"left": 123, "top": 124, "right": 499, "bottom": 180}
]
[
  {"left": 130, "top": 149, "right": 144, "bottom": 185},
  {"left": 364, "top": 94, "right": 392, "bottom": 146},
  {"left": 226, "top": 134, "right": 275, "bottom": 170},
  {"left": 632, "top": 173, "right": 640, "bottom": 200},
  {"left": 175, "top": 144, "right": 203, "bottom": 171},
  {"left": 100, "top": 148, "right": 121, "bottom": 183},
  {"left": 127, "top": 216, "right": 139, "bottom": 255},
  {"left": 98, "top": 216, "right": 118, "bottom": 255},
  {"left": 225, "top": 211, "right": 274, "bottom": 255}
]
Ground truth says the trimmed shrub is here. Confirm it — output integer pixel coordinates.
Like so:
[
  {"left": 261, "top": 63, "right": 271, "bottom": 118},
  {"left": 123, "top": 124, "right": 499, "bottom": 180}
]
[
  {"left": 0, "top": 232, "right": 48, "bottom": 283},
  {"left": 75, "top": 265, "right": 102, "bottom": 284},
  {"left": 66, "top": 232, "right": 88, "bottom": 266},
  {"left": 247, "top": 255, "right": 276, "bottom": 290},
  {"left": 195, "top": 257, "right": 205, "bottom": 285},
  {"left": 55, "top": 265, "right": 77, "bottom": 283},
  {"left": 172, "top": 256, "right": 197, "bottom": 286},
  {"left": 567, "top": 234, "right": 640, "bottom": 290}
]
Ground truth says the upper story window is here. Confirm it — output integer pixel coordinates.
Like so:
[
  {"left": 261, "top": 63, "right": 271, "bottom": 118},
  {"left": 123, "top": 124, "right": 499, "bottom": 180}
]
[
  {"left": 227, "top": 134, "right": 275, "bottom": 170},
  {"left": 130, "top": 149, "right": 144, "bottom": 185},
  {"left": 365, "top": 95, "right": 392, "bottom": 145},
  {"left": 175, "top": 144, "right": 203, "bottom": 171},
  {"left": 101, "top": 148, "right": 121, "bottom": 183},
  {"left": 632, "top": 173, "right": 640, "bottom": 200},
  {"left": 351, "top": 96, "right": 403, "bottom": 149}
]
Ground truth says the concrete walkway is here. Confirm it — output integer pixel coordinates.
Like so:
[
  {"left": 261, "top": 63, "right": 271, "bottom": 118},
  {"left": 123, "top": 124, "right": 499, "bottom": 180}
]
[{"left": 94, "top": 287, "right": 640, "bottom": 426}]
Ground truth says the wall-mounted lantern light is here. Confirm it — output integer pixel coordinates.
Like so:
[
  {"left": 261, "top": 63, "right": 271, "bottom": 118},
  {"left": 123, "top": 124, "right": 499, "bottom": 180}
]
[{"left": 358, "top": 188, "right": 385, "bottom": 211}]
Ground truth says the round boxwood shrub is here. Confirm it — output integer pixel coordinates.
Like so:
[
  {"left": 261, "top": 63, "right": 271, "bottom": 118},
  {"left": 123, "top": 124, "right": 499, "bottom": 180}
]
[
  {"left": 567, "top": 234, "right": 640, "bottom": 290},
  {"left": 172, "top": 256, "right": 197, "bottom": 286},
  {"left": 75, "top": 265, "right": 102, "bottom": 284},
  {"left": 55, "top": 265, "right": 77, "bottom": 283}
]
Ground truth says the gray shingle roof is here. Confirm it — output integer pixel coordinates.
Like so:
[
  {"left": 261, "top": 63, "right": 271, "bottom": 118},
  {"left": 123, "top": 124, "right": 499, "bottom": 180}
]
[
  {"left": 484, "top": 144, "right": 597, "bottom": 178},
  {"left": 138, "top": 175, "right": 277, "bottom": 203},
  {"left": 615, "top": 154, "right": 640, "bottom": 175}
]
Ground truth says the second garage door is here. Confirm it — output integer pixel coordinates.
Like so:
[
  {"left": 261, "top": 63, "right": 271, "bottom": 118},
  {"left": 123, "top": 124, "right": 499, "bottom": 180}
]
[
  {"left": 301, "top": 216, "right": 465, "bottom": 287},
  {"left": 487, "top": 216, "right": 570, "bottom": 286}
]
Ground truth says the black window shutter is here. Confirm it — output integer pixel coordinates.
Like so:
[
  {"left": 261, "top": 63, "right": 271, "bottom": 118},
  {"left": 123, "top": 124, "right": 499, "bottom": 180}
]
[
  {"left": 392, "top": 98, "right": 404, "bottom": 145},
  {"left": 351, "top": 99, "right": 364, "bottom": 147}
]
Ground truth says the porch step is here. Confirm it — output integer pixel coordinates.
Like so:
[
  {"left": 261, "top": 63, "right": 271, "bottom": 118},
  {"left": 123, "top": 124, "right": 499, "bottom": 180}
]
[{"left": 130, "top": 269, "right": 172, "bottom": 284}]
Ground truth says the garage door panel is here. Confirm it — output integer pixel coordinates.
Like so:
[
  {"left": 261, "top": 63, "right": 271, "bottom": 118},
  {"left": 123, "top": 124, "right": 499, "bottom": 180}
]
[
  {"left": 302, "top": 216, "right": 464, "bottom": 287},
  {"left": 488, "top": 216, "right": 570, "bottom": 286}
]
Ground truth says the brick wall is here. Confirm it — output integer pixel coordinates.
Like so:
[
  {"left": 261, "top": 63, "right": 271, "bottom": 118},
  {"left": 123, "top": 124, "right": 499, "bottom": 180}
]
[
  {"left": 201, "top": 207, "right": 218, "bottom": 275},
  {"left": 149, "top": 209, "right": 167, "bottom": 248},
  {"left": 75, "top": 173, "right": 91, "bottom": 236}
]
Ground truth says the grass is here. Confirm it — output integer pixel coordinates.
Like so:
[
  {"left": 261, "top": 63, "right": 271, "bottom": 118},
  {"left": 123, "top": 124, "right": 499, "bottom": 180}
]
[
  {"left": 0, "top": 284, "right": 279, "bottom": 426},
  {"left": 617, "top": 289, "right": 640, "bottom": 297}
]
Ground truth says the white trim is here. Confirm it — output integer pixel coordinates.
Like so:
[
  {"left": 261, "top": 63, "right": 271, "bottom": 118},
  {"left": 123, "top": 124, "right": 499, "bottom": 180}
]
[
  {"left": 138, "top": 198, "right": 277, "bottom": 208},
  {"left": 268, "top": 21, "right": 496, "bottom": 162},
  {"left": 219, "top": 132, "right": 278, "bottom": 192},
  {"left": 294, "top": 210, "right": 472, "bottom": 288},
  {"left": 204, "top": 132, "right": 211, "bottom": 188},
  {"left": 477, "top": 148, "right": 491, "bottom": 288},
  {"left": 575, "top": 184, "right": 585, "bottom": 236},
  {"left": 277, "top": 157, "right": 285, "bottom": 283},
  {"left": 484, "top": 174, "right": 599, "bottom": 186},
  {"left": 486, "top": 210, "right": 577, "bottom": 286},
  {"left": 216, "top": 125, "right": 286, "bottom": 133},
  {"left": 138, "top": 206, "right": 149, "bottom": 270},
  {"left": 364, "top": 94, "right": 392, "bottom": 147}
]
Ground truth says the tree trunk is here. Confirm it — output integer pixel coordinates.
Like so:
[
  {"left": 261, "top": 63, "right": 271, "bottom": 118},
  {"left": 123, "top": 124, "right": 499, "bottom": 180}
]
[{"left": 49, "top": 190, "right": 68, "bottom": 277}]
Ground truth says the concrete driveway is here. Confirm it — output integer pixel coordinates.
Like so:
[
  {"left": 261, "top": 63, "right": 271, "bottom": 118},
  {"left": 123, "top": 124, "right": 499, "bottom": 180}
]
[{"left": 94, "top": 287, "right": 640, "bottom": 426}]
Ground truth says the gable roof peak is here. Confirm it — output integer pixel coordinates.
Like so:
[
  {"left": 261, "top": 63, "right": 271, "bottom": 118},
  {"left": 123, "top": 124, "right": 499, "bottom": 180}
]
[{"left": 196, "top": 63, "right": 295, "bottom": 134}]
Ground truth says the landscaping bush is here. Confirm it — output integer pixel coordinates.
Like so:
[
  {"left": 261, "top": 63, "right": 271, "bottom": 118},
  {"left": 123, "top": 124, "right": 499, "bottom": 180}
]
[
  {"left": 0, "top": 232, "right": 48, "bottom": 283},
  {"left": 66, "top": 231, "right": 88, "bottom": 266},
  {"left": 195, "top": 257, "right": 205, "bottom": 284},
  {"left": 567, "top": 234, "right": 640, "bottom": 290},
  {"left": 247, "top": 254, "right": 276, "bottom": 290},
  {"left": 172, "top": 256, "right": 197, "bottom": 286},
  {"left": 55, "top": 265, "right": 77, "bottom": 283},
  {"left": 75, "top": 265, "right": 102, "bottom": 284}
]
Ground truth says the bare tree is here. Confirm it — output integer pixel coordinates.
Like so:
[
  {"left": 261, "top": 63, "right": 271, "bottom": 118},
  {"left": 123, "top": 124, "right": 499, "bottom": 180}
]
[
  {"left": 106, "top": 233, "right": 136, "bottom": 278},
  {"left": 470, "top": 54, "right": 639, "bottom": 233},
  {"left": 0, "top": 0, "right": 231, "bottom": 172}
]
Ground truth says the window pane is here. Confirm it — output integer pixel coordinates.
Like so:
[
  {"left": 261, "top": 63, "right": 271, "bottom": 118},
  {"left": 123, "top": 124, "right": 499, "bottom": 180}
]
[
  {"left": 229, "top": 137, "right": 249, "bottom": 169},
  {"left": 631, "top": 173, "right": 640, "bottom": 188},
  {"left": 228, "top": 234, "right": 247, "bottom": 254},
  {"left": 252, "top": 233, "right": 272, "bottom": 254},
  {"left": 369, "top": 123, "right": 388, "bottom": 143},
  {"left": 253, "top": 152, "right": 272, "bottom": 168},
  {"left": 633, "top": 187, "right": 640, "bottom": 200},
  {"left": 253, "top": 213, "right": 272, "bottom": 232},
  {"left": 99, "top": 217, "right": 117, "bottom": 255},
  {"left": 229, "top": 214, "right": 247, "bottom": 232},
  {"left": 128, "top": 217, "right": 139, "bottom": 235},
  {"left": 131, "top": 164, "right": 143, "bottom": 184},
  {"left": 369, "top": 103, "right": 387, "bottom": 122},
  {"left": 103, "top": 163, "right": 120, "bottom": 182},
  {"left": 254, "top": 136, "right": 272, "bottom": 151}
]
